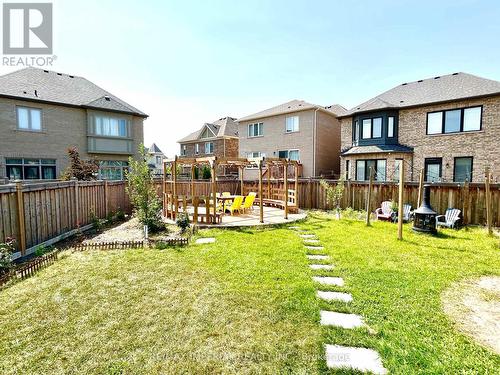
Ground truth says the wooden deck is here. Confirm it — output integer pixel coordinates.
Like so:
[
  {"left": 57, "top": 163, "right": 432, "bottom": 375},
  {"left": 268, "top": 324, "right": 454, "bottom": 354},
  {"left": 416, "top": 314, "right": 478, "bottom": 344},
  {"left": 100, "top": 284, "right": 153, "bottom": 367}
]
[{"left": 163, "top": 206, "right": 306, "bottom": 228}]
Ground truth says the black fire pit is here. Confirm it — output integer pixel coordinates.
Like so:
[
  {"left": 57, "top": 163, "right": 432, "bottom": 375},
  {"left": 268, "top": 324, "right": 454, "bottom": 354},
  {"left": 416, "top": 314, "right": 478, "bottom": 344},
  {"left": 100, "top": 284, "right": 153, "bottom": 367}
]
[{"left": 413, "top": 185, "right": 437, "bottom": 234}]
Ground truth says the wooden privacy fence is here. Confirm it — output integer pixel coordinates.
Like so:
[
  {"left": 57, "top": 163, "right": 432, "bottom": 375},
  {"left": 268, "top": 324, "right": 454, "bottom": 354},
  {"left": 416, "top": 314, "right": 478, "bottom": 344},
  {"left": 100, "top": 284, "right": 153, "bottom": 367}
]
[
  {"left": 157, "top": 179, "right": 500, "bottom": 227},
  {"left": 0, "top": 180, "right": 131, "bottom": 257}
]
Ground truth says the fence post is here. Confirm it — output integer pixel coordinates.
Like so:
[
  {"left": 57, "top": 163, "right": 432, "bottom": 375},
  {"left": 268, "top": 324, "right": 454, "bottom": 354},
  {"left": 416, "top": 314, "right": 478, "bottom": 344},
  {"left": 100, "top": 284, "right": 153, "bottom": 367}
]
[
  {"left": 15, "top": 180, "right": 26, "bottom": 255},
  {"left": 485, "top": 169, "right": 492, "bottom": 235},
  {"left": 366, "top": 167, "right": 374, "bottom": 226},
  {"left": 462, "top": 180, "right": 469, "bottom": 225},
  {"left": 74, "top": 179, "right": 80, "bottom": 227},
  {"left": 104, "top": 180, "right": 109, "bottom": 217},
  {"left": 397, "top": 164, "right": 405, "bottom": 240}
]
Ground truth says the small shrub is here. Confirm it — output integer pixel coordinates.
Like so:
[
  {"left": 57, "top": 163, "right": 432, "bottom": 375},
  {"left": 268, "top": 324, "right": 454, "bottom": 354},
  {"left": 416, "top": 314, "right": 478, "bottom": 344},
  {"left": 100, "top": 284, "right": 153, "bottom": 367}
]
[
  {"left": 0, "top": 237, "right": 16, "bottom": 275},
  {"left": 115, "top": 208, "right": 126, "bottom": 222},
  {"left": 90, "top": 210, "right": 103, "bottom": 232},
  {"left": 320, "top": 177, "right": 345, "bottom": 216},
  {"left": 176, "top": 212, "right": 190, "bottom": 234},
  {"left": 201, "top": 165, "right": 211, "bottom": 180}
]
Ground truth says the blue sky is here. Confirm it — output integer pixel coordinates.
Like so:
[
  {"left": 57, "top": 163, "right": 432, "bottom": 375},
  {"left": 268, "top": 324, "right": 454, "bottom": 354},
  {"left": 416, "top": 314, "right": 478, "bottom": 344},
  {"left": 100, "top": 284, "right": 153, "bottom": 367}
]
[{"left": 2, "top": 0, "right": 500, "bottom": 156}]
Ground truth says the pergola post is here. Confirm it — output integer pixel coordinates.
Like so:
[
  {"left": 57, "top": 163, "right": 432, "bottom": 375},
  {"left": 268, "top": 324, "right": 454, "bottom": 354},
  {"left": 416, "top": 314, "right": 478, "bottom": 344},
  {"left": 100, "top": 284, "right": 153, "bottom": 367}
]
[
  {"left": 173, "top": 156, "right": 178, "bottom": 220},
  {"left": 284, "top": 162, "right": 288, "bottom": 219},
  {"left": 211, "top": 160, "right": 217, "bottom": 224},
  {"left": 190, "top": 164, "right": 195, "bottom": 198},
  {"left": 294, "top": 163, "right": 299, "bottom": 208},
  {"left": 240, "top": 165, "right": 244, "bottom": 195},
  {"left": 267, "top": 164, "right": 271, "bottom": 199},
  {"left": 162, "top": 161, "right": 166, "bottom": 216},
  {"left": 258, "top": 159, "right": 264, "bottom": 223}
]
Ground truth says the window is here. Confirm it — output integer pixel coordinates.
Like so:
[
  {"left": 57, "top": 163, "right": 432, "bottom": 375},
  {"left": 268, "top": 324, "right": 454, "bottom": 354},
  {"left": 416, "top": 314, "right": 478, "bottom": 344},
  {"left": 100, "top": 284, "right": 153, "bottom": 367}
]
[
  {"left": 345, "top": 160, "right": 351, "bottom": 179},
  {"left": 427, "top": 112, "right": 443, "bottom": 134},
  {"left": 205, "top": 142, "right": 214, "bottom": 154},
  {"left": 94, "top": 116, "right": 128, "bottom": 137},
  {"left": 372, "top": 118, "right": 382, "bottom": 138},
  {"left": 200, "top": 127, "right": 212, "bottom": 139},
  {"left": 285, "top": 116, "right": 299, "bottom": 133},
  {"left": 454, "top": 157, "right": 473, "bottom": 182},
  {"left": 156, "top": 156, "right": 162, "bottom": 165},
  {"left": 463, "top": 107, "right": 481, "bottom": 131},
  {"left": 354, "top": 121, "right": 359, "bottom": 144},
  {"left": 181, "top": 145, "right": 186, "bottom": 156},
  {"left": 355, "top": 159, "right": 386, "bottom": 181},
  {"left": 424, "top": 158, "right": 442, "bottom": 182},
  {"left": 362, "top": 119, "right": 371, "bottom": 139},
  {"left": 195, "top": 144, "right": 199, "bottom": 154},
  {"left": 17, "top": 107, "right": 42, "bottom": 131},
  {"left": 387, "top": 117, "right": 395, "bottom": 138},
  {"left": 427, "top": 106, "right": 482, "bottom": 134},
  {"left": 278, "top": 149, "right": 300, "bottom": 161},
  {"left": 246, "top": 152, "right": 264, "bottom": 169},
  {"left": 444, "top": 110, "right": 461, "bottom": 133},
  {"left": 6, "top": 158, "right": 56, "bottom": 180},
  {"left": 248, "top": 122, "right": 263, "bottom": 137},
  {"left": 99, "top": 160, "right": 128, "bottom": 180},
  {"left": 394, "top": 159, "right": 402, "bottom": 181}
]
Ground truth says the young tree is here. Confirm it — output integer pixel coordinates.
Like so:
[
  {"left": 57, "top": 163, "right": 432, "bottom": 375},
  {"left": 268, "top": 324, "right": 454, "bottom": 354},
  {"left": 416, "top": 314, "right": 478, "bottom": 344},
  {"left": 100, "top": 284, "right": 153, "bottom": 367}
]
[
  {"left": 126, "top": 144, "right": 163, "bottom": 232},
  {"left": 61, "top": 147, "right": 99, "bottom": 180},
  {"left": 320, "top": 177, "right": 345, "bottom": 218}
]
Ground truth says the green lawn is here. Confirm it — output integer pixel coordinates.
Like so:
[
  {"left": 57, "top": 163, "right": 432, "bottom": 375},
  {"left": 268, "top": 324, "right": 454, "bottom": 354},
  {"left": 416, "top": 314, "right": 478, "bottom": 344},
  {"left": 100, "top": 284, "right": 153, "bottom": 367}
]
[{"left": 0, "top": 215, "right": 499, "bottom": 374}]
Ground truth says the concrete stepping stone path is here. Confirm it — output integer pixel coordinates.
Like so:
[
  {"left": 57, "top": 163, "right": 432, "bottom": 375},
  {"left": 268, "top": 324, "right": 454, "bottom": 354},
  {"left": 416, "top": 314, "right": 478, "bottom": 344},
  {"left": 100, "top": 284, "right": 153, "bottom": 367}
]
[
  {"left": 320, "top": 311, "right": 364, "bottom": 329},
  {"left": 299, "top": 234, "right": 316, "bottom": 239},
  {"left": 325, "top": 345, "right": 387, "bottom": 374},
  {"left": 195, "top": 237, "right": 216, "bottom": 244},
  {"left": 317, "top": 291, "right": 353, "bottom": 303},
  {"left": 307, "top": 254, "right": 329, "bottom": 260},
  {"left": 303, "top": 239, "right": 320, "bottom": 244},
  {"left": 305, "top": 245, "right": 324, "bottom": 251},
  {"left": 312, "top": 276, "right": 344, "bottom": 286},
  {"left": 310, "top": 264, "right": 334, "bottom": 271}
]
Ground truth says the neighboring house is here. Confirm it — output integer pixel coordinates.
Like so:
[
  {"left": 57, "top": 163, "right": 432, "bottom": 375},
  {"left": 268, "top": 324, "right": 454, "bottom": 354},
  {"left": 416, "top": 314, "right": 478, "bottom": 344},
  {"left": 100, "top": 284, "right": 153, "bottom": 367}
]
[
  {"left": 338, "top": 72, "right": 500, "bottom": 183},
  {"left": 178, "top": 116, "right": 239, "bottom": 159},
  {"left": 0, "top": 67, "right": 147, "bottom": 182},
  {"left": 146, "top": 143, "right": 165, "bottom": 177},
  {"left": 237, "top": 100, "right": 346, "bottom": 178}
]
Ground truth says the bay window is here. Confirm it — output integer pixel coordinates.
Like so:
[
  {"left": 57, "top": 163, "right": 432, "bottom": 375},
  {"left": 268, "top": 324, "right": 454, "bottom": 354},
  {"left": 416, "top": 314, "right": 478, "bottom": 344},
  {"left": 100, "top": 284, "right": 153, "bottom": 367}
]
[
  {"left": 355, "top": 159, "right": 386, "bottom": 181},
  {"left": 93, "top": 116, "right": 129, "bottom": 137}
]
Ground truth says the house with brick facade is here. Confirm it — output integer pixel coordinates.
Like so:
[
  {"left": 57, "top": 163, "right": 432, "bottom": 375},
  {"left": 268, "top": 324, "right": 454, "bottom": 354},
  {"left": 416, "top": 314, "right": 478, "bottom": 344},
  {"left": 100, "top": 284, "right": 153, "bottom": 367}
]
[
  {"left": 338, "top": 72, "right": 500, "bottom": 183},
  {"left": 237, "top": 100, "right": 346, "bottom": 178},
  {"left": 0, "top": 67, "right": 147, "bottom": 182},
  {"left": 177, "top": 116, "right": 239, "bottom": 160}
]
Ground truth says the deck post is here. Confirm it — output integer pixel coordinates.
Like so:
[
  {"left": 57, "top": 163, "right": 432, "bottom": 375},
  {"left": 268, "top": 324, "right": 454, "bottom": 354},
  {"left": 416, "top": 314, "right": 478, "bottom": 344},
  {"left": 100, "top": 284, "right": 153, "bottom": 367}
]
[
  {"left": 258, "top": 160, "right": 264, "bottom": 223},
  {"left": 190, "top": 164, "right": 195, "bottom": 198},
  {"left": 397, "top": 163, "right": 405, "bottom": 240},
  {"left": 267, "top": 165, "right": 271, "bottom": 199},
  {"left": 284, "top": 163, "right": 288, "bottom": 219},
  {"left": 240, "top": 166, "right": 244, "bottom": 195},
  {"left": 162, "top": 162, "right": 166, "bottom": 216},
  {"left": 294, "top": 163, "right": 299, "bottom": 208},
  {"left": 15, "top": 180, "right": 26, "bottom": 255},
  {"left": 211, "top": 160, "right": 217, "bottom": 224},
  {"left": 193, "top": 196, "right": 198, "bottom": 223},
  {"left": 173, "top": 157, "right": 178, "bottom": 220}
]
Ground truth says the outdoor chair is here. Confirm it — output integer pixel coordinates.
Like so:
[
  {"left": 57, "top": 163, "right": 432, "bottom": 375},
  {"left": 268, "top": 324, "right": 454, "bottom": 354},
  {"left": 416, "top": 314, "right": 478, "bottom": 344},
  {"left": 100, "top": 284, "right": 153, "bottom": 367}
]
[
  {"left": 402, "top": 204, "right": 413, "bottom": 222},
  {"left": 436, "top": 208, "right": 461, "bottom": 229},
  {"left": 375, "top": 201, "right": 393, "bottom": 221},
  {"left": 241, "top": 192, "right": 257, "bottom": 213},
  {"left": 227, "top": 196, "right": 244, "bottom": 215}
]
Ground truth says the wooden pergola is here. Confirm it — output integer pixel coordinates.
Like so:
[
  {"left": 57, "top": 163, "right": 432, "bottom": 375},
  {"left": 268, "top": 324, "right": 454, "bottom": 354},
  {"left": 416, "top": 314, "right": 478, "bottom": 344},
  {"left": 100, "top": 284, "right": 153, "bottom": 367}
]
[{"left": 162, "top": 156, "right": 300, "bottom": 224}]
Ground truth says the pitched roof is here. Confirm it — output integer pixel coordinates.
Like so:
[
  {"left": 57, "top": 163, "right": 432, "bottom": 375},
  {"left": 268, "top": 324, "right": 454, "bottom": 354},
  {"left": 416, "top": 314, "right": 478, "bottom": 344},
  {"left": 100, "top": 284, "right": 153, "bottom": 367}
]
[
  {"left": 342, "top": 72, "right": 500, "bottom": 117},
  {"left": 148, "top": 143, "right": 164, "bottom": 154},
  {"left": 0, "top": 67, "right": 147, "bottom": 117},
  {"left": 177, "top": 116, "right": 238, "bottom": 143},
  {"left": 237, "top": 100, "right": 346, "bottom": 122},
  {"left": 341, "top": 144, "right": 413, "bottom": 156}
]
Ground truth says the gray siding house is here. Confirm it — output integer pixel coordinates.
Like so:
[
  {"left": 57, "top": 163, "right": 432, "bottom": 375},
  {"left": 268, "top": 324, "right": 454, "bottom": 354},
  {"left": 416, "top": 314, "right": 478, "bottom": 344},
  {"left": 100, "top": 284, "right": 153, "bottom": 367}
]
[{"left": 0, "top": 67, "right": 147, "bottom": 182}]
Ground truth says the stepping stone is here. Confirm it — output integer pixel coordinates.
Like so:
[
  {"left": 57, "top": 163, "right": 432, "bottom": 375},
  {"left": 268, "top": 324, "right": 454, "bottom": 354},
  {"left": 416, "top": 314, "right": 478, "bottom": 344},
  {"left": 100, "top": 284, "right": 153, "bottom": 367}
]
[
  {"left": 320, "top": 311, "right": 364, "bottom": 329},
  {"left": 317, "top": 291, "right": 353, "bottom": 303},
  {"left": 288, "top": 226, "right": 301, "bottom": 230},
  {"left": 325, "top": 344, "right": 387, "bottom": 374},
  {"left": 307, "top": 254, "right": 329, "bottom": 260},
  {"left": 310, "top": 264, "right": 334, "bottom": 270},
  {"left": 305, "top": 246, "right": 324, "bottom": 251},
  {"left": 312, "top": 276, "right": 344, "bottom": 286},
  {"left": 299, "top": 234, "right": 316, "bottom": 239},
  {"left": 304, "top": 239, "right": 320, "bottom": 244},
  {"left": 195, "top": 237, "right": 216, "bottom": 244}
]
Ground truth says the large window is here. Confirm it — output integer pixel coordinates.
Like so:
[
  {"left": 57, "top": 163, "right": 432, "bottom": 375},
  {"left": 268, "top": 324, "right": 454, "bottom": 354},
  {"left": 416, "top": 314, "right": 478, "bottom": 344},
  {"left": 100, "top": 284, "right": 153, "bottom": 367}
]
[
  {"left": 426, "top": 106, "right": 482, "bottom": 135},
  {"left": 362, "top": 119, "right": 371, "bottom": 139},
  {"left": 99, "top": 160, "right": 128, "bottom": 180},
  {"left": 248, "top": 122, "right": 263, "bottom": 137},
  {"left": 387, "top": 117, "right": 395, "bottom": 138},
  {"left": 94, "top": 116, "right": 129, "bottom": 137},
  {"left": 278, "top": 149, "right": 300, "bottom": 161},
  {"left": 6, "top": 158, "right": 56, "bottom": 180},
  {"left": 355, "top": 159, "right": 386, "bottom": 181},
  {"left": 205, "top": 142, "right": 214, "bottom": 154},
  {"left": 361, "top": 117, "right": 382, "bottom": 139},
  {"left": 17, "top": 107, "right": 42, "bottom": 131},
  {"left": 424, "top": 158, "right": 442, "bottom": 182},
  {"left": 454, "top": 157, "right": 473, "bottom": 182},
  {"left": 285, "top": 116, "right": 299, "bottom": 133}
]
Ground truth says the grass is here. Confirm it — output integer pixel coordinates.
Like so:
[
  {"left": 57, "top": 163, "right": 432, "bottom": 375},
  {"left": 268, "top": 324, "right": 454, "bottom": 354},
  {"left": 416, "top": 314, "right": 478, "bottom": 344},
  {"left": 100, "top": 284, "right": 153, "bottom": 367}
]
[{"left": 0, "top": 215, "right": 499, "bottom": 374}]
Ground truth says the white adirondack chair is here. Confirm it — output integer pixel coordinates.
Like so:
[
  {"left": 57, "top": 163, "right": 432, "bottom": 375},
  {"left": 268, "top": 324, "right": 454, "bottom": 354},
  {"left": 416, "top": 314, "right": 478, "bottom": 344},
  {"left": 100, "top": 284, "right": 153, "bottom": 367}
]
[
  {"left": 436, "top": 208, "right": 461, "bottom": 229},
  {"left": 402, "top": 204, "right": 413, "bottom": 222},
  {"left": 375, "top": 201, "right": 392, "bottom": 221}
]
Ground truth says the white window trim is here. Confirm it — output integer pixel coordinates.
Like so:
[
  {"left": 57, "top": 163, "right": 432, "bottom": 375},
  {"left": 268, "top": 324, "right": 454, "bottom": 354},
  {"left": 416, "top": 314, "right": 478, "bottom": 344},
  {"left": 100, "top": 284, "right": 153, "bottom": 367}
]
[
  {"left": 248, "top": 122, "right": 263, "bottom": 138},
  {"left": 195, "top": 144, "right": 199, "bottom": 155},
  {"left": 285, "top": 116, "right": 299, "bottom": 133},
  {"left": 278, "top": 149, "right": 300, "bottom": 161},
  {"left": 205, "top": 142, "right": 214, "bottom": 154},
  {"left": 17, "top": 106, "right": 43, "bottom": 132}
]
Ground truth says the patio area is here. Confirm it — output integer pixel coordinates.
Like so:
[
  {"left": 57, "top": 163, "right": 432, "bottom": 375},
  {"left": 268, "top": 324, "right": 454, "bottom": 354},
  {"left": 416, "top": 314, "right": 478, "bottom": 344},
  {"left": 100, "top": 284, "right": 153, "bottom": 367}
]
[{"left": 164, "top": 205, "right": 306, "bottom": 227}]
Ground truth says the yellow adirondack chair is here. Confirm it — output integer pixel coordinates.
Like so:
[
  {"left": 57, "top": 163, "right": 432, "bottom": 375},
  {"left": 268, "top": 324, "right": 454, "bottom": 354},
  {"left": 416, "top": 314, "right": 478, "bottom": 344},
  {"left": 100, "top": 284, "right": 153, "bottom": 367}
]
[
  {"left": 227, "top": 196, "right": 244, "bottom": 215},
  {"left": 241, "top": 192, "right": 257, "bottom": 213}
]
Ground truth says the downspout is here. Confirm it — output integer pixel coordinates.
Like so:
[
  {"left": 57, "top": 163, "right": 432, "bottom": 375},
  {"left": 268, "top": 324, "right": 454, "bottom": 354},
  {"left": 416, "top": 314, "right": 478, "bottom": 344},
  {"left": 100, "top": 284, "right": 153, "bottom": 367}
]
[{"left": 313, "top": 108, "right": 320, "bottom": 177}]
